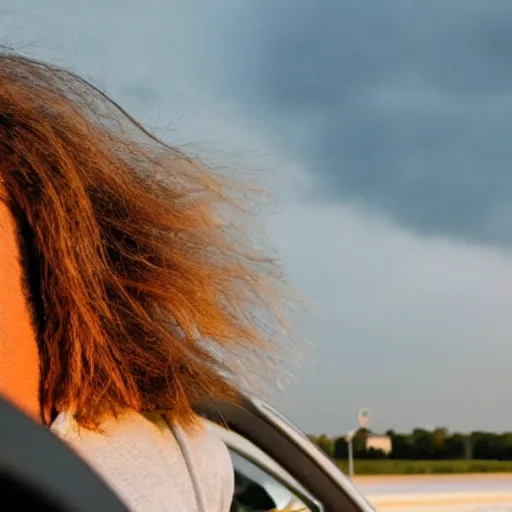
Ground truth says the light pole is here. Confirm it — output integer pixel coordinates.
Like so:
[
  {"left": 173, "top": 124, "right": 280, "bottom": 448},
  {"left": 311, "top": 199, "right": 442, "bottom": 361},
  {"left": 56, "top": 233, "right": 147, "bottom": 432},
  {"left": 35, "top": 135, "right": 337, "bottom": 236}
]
[
  {"left": 345, "top": 429, "right": 357, "bottom": 478},
  {"left": 345, "top": 408, "right": 370, "bottom": 478}
]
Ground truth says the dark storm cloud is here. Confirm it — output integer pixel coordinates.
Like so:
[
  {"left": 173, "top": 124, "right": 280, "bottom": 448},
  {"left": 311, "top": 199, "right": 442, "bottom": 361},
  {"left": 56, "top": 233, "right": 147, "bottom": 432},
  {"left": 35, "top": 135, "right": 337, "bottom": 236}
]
[{"left": 210, "top": 0, "right": 512, "bottom": 245}]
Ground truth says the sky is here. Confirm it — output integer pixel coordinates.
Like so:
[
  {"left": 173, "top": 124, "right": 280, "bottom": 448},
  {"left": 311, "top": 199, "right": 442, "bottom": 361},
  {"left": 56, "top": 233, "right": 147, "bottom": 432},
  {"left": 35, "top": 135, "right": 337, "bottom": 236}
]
[{"left": 2, "top": 0, "right": 512, "bottom": 435}]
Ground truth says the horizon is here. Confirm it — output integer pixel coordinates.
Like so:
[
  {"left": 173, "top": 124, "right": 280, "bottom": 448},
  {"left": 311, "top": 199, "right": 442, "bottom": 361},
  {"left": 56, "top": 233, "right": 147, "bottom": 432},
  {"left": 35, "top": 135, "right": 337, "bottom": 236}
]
[{"left": 307, "top": 423, "right": 512, "bottom": 437}]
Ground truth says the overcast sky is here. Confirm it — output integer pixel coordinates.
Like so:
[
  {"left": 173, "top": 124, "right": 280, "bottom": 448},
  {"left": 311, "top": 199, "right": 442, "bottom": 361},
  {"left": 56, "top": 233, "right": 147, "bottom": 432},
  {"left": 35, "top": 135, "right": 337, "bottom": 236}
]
[{"left": 3, "top": 0, "right": 512, "bottom": 435}]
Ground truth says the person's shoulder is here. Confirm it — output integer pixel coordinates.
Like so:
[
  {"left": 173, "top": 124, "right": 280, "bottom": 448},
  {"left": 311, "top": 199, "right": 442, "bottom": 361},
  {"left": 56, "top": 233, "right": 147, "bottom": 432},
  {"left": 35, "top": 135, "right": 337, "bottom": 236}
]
[
  {"left": 51, "top": 410, "right": 234, "bottom": 512},
  {"left": 51, "top": 410, "right": 226, "bottom": 456},
  {"left": 50, "top": 410, "right": 212, "bottom": 463}
]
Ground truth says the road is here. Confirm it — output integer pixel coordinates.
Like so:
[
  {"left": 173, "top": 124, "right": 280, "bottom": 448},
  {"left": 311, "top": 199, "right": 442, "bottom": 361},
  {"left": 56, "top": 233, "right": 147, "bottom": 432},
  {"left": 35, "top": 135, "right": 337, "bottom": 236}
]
[{"left": 353, "top": 474, "right": 512, "bottom": 512}]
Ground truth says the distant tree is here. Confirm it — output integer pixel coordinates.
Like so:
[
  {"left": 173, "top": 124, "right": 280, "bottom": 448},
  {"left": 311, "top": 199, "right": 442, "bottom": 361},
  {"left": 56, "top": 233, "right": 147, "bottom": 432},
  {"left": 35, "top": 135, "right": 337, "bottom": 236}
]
[
  {"left": 314, "top": 434, "right": 335, "bottom": 458},
  {"left": 366, "top": 447, "right": 386, "bottom": 459},
  {"left": 472, "top": 432, "right": 501, "bottom": 460},
  {"left": 353, "top": 428, "right": 369, "bottom": 457},
  {"left": 311, "top": 426, "right": 512, "bottom": 461},
  {"left": 500, "top": 433, "right": 512, "bottom": 459},
  {"left": 444, "top": 433, "right": 465, "bottom": 459},
  {"left": 333, "top": 436, "right": 348, "bottom": 459},
  {"left": 389, "top": 433, "right": 416, "bottom": 459},
  {"left": 430, "top": 428, "right": 448, "bottom": 459},
  {"left": 412, "top": 428, "right": 432, "bottom": 459}
]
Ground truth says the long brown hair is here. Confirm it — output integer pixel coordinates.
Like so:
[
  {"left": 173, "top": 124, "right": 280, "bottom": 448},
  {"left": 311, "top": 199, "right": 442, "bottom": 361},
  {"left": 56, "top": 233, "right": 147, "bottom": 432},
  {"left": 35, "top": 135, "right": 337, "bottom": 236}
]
[{"left": 0, "top": 51, "right": 295, "bottom": 430}]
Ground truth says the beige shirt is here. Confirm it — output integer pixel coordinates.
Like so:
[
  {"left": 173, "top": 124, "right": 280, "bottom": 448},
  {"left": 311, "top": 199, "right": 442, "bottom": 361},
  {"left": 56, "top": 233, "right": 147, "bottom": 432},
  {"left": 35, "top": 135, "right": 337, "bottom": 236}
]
[{"left": 51, "top": 411, "right": 234, "bottom": 512}]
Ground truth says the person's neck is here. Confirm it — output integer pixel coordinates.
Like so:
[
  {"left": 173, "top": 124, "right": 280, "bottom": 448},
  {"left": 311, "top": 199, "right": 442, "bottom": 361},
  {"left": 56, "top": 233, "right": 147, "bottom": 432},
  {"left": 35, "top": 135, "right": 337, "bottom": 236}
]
[{"left": 0, "top": 199, "right": 41, "bottom": 423}]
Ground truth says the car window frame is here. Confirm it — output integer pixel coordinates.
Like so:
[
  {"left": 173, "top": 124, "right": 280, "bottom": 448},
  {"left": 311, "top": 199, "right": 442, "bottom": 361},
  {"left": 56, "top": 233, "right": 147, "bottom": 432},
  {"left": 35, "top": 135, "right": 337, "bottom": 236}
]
[
  {"left": 208, "top": 420, "right": 323, "bottom": 512},
  {"left": 196, "top": 395, "right": 375, "bottom": 512}
]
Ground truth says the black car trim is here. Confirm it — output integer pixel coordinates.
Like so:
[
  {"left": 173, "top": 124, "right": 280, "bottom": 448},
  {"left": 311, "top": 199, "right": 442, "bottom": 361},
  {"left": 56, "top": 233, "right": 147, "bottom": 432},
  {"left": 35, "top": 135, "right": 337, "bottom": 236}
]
[
  {"left": 0, "top": 398, "right": 129, "bottom": 512},
  {"left": 197, "top": 396, "right": 369, "bottom": 512}
]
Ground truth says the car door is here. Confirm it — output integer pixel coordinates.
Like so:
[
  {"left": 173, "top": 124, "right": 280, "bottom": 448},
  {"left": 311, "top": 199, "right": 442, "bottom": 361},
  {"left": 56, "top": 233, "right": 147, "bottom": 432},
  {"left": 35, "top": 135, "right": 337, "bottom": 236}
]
[
  {"left": 208, "top": 419, "right": 323, "bottom": 512},
  {"left": 197, "top": 396, "right": 375, "bottom": 512}
]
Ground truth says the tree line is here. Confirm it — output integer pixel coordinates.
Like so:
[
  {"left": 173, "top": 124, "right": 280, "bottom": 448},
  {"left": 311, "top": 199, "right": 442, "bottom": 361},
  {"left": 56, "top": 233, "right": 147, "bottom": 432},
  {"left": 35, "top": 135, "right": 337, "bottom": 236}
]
[{"left": 309, "top": 428, "right": 512, "bottom": 461}]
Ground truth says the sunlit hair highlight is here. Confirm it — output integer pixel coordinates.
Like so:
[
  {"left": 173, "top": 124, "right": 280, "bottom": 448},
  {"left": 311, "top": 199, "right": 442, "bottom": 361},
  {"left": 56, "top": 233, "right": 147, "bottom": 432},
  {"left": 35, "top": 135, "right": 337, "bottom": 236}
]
[{"left": 0, "top": 51, "right": 296, "bottom": 430}]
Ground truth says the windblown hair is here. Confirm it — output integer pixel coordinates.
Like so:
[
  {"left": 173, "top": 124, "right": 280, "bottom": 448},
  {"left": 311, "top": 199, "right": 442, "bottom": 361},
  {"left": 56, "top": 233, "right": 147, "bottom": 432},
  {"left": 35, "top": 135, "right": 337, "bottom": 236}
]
[{"left": 0, "top": 51, "right": 294, "bottom": 429}]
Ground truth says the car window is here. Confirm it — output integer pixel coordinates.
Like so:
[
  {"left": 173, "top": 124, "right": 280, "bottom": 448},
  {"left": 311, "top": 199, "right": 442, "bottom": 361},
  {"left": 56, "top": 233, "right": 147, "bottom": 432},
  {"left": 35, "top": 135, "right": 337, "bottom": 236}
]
[
  {"left": 252, "top": 400, "right": 372, "bottom": 511},
  {"left": 206, "top": 422, "right": 323, "bottom": 512},
  {"left": 230, "top": 450, "right": 316, "bottom": 512}
]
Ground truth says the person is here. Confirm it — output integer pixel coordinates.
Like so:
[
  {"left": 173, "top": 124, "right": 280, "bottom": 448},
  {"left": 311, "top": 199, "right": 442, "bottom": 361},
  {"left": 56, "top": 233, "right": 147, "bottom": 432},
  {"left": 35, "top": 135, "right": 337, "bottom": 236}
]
[{"left": 0, "top": 51, "right": 293, "bottom": 512}]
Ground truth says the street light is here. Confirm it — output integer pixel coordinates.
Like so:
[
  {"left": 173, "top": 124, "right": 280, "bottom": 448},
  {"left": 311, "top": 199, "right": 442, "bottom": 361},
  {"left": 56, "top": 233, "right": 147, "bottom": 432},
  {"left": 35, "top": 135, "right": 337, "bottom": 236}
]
[
  {"left": 345, "top": 428, "right": 357, "bottom": 477},
  {"left": 345, "top": 408, "right": 370, "bottom": 478}
]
